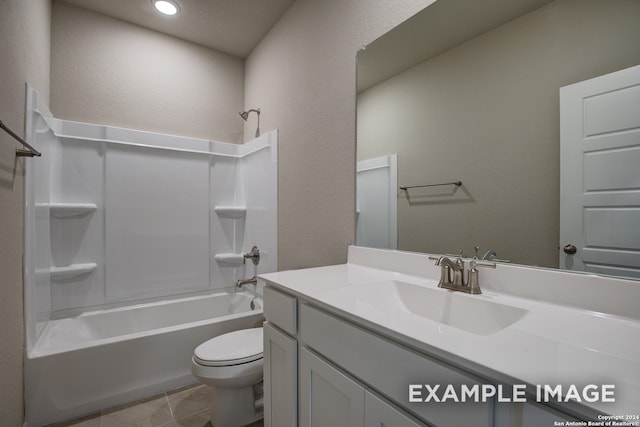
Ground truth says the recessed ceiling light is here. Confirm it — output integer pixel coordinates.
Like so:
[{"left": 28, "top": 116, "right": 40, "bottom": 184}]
[{"left": 153, "top": 0, "right": 180, "bottom": 16}]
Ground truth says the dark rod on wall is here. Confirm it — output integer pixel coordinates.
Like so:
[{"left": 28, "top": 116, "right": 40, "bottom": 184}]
[
  {"left": 0, "top": 119, "right": 41, "bottom": 157},
  {"left": 400, "top": 181, "right": 462, "bottom": 191}
]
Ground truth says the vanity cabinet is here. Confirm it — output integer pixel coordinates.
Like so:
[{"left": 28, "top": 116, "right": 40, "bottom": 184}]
[
  {"left": 299, "top": 303, "right": 491, "bottom": 427},
  {"left": 263, "top": 285, "right": 487, "bottom": 427},
  {"left": 263, "top": 284, "right": 580, "bottom": 427}
]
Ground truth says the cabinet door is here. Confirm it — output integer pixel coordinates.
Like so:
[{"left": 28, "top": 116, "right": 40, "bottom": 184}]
[
  {"left": 299, "top": 347, "right": 365, "bottom": 427},
  {"left": 364, "top": 391, "right": 426, "bottom": 427},
  {"left": 522, "top": 402, "right": 578, "bottom": 427},
  {"left": 264, "top": 322, "right": 298, "bottom": 427},
  {"left": 494, "top": 402, "right": 579, "bottom": 427}
]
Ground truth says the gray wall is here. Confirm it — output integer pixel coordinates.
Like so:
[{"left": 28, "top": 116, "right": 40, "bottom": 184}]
[
  {"left": 51, "top": 0, "right": 245, "bottom": 143},
  {"left": 245, "top": 0, "right": 434, "bottom": 270},
  {"left": 0, "top": 0, "right": 51, "bottom": 423},
  {"left": 357, "top": 0, "right": 640, "bottom": 267}
]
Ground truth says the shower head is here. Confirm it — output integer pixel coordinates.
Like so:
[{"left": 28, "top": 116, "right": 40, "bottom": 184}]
[
  {"left": 238, "top": 108, "right": 261, "bottom": 138},
  {"left": 239, "top": 108, "right": 260, "bottom": 121}
]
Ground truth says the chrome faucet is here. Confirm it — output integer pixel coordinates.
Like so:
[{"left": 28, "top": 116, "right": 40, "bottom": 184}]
[
  {"left": 429, "top": 253, "right": 495, "bottom": 294},
  {"left": 474, "top": 245, "right": 510, "bottom": 263},
  {"left": 436, "top": 256, "right": 464, "bottom": 287},
  {"left": 236, "top": 276, "right": 257, "bottom": 289}
]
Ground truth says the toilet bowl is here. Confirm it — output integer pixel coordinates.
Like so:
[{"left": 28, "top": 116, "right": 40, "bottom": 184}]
[{"left": 191, "top": 327, "right": 264, "bottom": 427}]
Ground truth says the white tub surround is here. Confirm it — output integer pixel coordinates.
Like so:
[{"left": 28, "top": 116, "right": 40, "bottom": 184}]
[
  {"left": 25, "top": 86, "right": 277, "bottom": 325},
  {"left": 23, "top": 86, "right": 276, "bottom": 426},
  {"left": 260, "top": 246, "right": 639, "bottom": 426}
]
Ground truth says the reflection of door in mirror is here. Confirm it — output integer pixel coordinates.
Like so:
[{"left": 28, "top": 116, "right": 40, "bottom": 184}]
[
  {"left": 560, "top": 64, "right": 640, "bottom": 280},
  {"left": 356, "top": 155, "right": 397, "bottom": 250}
]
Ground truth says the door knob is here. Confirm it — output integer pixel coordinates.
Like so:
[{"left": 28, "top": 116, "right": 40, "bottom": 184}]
[{"left": 563, "top": 244, "right": 577, "bottom": 254}]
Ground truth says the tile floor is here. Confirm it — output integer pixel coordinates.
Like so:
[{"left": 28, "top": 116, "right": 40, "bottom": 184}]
[{"left": 51, "top": 384, "right": 264, "bottom": 427}]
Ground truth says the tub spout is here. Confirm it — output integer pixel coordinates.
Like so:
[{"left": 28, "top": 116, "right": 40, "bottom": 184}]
[{"left": 236, "top": 276, "right": 257, "bottom": 289}]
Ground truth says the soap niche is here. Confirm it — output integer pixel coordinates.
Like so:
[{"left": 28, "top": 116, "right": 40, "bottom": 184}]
[
  {"left": 212, "top": 210, "right": 247, "bottom": 289},
  {"left": 49, "top": 207, "right": 98, "bottom": 279},
  {"left": 219, "top": 212, "right": 247, "bottom": 254}
]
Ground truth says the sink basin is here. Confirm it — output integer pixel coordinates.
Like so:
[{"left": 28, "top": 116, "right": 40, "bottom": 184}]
[{"left": 355, "top": 280, "right": 528, "bottom": 335}]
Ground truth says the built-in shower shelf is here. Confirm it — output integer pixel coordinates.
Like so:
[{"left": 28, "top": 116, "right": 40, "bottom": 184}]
[
  {"left": 42, "top": 263, "right": 98, "bottom": 281},
  {"left": 214, "top": 253, "right": 245, "bottom": 265},
  {"left": 41, "top": 203, "right": 98, "bottom": 218},
  {"left": 213, "top": 206, "right": 247, "bottom": 218}
]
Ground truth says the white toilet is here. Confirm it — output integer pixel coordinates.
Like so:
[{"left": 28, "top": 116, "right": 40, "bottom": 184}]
[{"left": 191, "top": 327, "right": 264, "bottom": 427}]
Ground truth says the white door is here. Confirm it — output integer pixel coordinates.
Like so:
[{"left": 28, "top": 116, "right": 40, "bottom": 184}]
[{"left": 560, "top": 64, "right": 640, "bottom": 278}]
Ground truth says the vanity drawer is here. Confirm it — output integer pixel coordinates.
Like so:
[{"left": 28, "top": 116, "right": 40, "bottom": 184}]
[
  {"left": 264, "top": 286, "right": 297, "bottom": 335},
  {"left": 300, "top": 303, "right": 493, "bottom": 427}
]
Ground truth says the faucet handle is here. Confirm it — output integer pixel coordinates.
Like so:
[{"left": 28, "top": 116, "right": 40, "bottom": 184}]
[
  {"left": 466, "top": 260, "right": 496, "bottom": 294},
  {"left": 244, "top": 246, "right": 260, "bottom": 265},
  {"left": 473, "top": 260, "right": 497, "bottom": 269}
]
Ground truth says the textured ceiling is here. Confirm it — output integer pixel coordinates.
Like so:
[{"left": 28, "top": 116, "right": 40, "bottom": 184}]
[{"left": 60, "top": 0, "right": 296, "bottom": 58}]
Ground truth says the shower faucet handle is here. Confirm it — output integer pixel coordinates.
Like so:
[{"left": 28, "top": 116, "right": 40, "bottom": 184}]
[{"left": 244, "top": 246, "right": 260, "bottom": 265}]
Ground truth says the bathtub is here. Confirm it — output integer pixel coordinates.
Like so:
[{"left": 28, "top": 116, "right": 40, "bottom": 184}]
[{"left": 25, "top": 289, "right": 263, "bottom": 427}]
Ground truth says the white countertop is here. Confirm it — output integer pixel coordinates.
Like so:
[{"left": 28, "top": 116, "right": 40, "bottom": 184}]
[{"left": 260, "top": 246, "right": 640, "bottom": 418}]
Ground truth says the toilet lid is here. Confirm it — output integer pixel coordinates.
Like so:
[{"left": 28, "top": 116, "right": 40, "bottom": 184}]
[{"left": 194, "top": 327, "right": 263, "bottom": 367}]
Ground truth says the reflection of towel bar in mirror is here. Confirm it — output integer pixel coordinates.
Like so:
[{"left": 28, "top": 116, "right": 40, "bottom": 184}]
[
  {"left": 0, "top": 119, "right": 41, "bottom": 157},
  {"left": 400, "top": 180, "right": 462, "bottom": 191}
]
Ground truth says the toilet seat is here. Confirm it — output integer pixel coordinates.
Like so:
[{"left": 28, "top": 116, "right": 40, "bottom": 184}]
[{"left": 194, "top": 327, "right": 263, "bottom": 367}]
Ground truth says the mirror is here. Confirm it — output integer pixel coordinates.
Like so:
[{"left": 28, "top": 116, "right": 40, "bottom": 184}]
[{"left": 356, "top": 0, "right": 640, "bottom": 277}]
